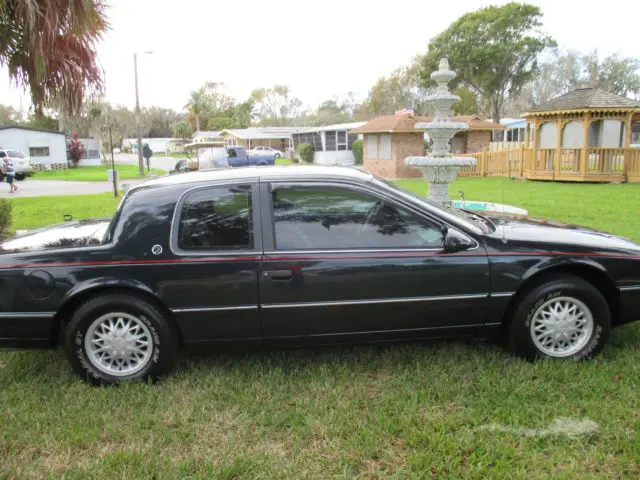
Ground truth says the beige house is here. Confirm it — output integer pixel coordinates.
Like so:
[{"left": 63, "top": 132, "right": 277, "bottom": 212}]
[
  {"left": 349, "top": 113, "right": 503, "bottom": 179},
  {"left": 219, "top": 127, "right": 296, "bottom": 152}
]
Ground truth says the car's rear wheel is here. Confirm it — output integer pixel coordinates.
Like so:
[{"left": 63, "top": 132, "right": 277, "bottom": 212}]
[
  {"left": 507, "top": 275, "right": 610, "bottom": 360},
  {"left": 274, "top": 153, "right": 281, "bottom": 159},
  {"left": 64, "top": 293, "right": 178, "bottom": 385},
  {"left": 15, "top": 173, "right": 24, "bottom": 181}
]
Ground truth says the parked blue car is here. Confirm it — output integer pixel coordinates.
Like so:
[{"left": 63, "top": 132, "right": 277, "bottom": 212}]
[{"left": 216, "top": 146, "right": 275, "bottom": 168}]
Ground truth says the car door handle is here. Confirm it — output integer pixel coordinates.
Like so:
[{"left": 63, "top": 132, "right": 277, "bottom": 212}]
[{"left": 262, "top": 269, "right": 294, "bottom": 280}]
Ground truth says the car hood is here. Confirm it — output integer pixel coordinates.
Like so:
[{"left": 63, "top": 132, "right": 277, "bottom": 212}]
[
  {"left": 0, "top": 218, "right": 110, "bottom": 253},
  {"left": 484, "top": 214, "right": 640, "bottom": 252}
]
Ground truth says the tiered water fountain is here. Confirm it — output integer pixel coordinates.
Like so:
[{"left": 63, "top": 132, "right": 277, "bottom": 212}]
[{"left": 405, "top": 58, "right": 527, "bottom": 216}]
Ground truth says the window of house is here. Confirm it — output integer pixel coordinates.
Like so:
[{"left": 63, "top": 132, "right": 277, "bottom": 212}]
[
  {"left": 379, "top": 134, "right": 392, "bottom": 160},
  {"left": 632, "top": 123, "right": 640, "bottom": 145},
  {"left": 347, "top": 134, "right": 358, "bottom": 150},
  {"left": 366, "top": 135, "right": 377, "bottom": 159},
  {"left": 29, "top": 146, "right": 50, "bottom": 157},
  {"left": 272, "top": 187, "right": 444, "bottom": 250},
  {"left": 325, "top": 131, "right": 337, "bottom": 151},
  {"left": 177, "top": 185, "right": 253, "bottom": 250},
  {"left": 337, "top": 131, "right": 347, "bottom": 151}
]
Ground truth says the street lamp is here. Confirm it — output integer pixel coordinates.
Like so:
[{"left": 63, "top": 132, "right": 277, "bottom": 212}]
[{"left": 134, "top": 50, "right": 153, "bottom": 176}]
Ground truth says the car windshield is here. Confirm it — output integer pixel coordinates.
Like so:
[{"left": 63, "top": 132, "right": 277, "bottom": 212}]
[
  {"left": 373, "top": 178, "right": 495, "bottom": 233},
  {"left": 7, "top": 150, "right": 25, "bottom": 158}
]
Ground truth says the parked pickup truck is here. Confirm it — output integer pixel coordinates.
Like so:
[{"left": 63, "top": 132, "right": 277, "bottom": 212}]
[{"left": 208, "top": 146, "right": 275, "bottom": 169}]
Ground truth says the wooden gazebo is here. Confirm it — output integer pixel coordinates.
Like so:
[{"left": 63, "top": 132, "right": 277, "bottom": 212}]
[
  {"left": 522, "top": 88, "right": 640, "bottom": 182},
  {"left": 458, "top": 88, "right": 640, "bottom": 182}
]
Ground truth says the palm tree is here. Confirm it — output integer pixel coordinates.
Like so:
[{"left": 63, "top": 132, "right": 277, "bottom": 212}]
[
  {"left": 184, "top": 87, "right": 209, "bottom": 132},
  {"left": 0, "top": 1, "right": 108, "bottom": 116}
]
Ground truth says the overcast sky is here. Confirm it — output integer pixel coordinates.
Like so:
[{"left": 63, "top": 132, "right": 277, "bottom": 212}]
[{"left": 0, "top": 0, "right": 638, "bottom": 115}]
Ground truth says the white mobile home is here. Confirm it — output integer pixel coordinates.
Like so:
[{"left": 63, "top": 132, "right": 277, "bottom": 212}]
[
  {"left": 0, "top": 126, "right": 67, "bottom": 165},
  {"left": 291, "top": 122, "right": 366, "bottom": 166}
]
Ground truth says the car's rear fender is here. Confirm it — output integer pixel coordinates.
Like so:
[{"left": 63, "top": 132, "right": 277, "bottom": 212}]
[{"left": 51, "top": 277, "right": 182, "bottom": 347}]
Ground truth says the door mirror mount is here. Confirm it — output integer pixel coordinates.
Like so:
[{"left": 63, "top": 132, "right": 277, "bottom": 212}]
[{"left": 443, "top": 227, "right": 476, "bottom": 253}]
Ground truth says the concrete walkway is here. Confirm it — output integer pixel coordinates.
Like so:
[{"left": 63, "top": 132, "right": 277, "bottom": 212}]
[{"left": 0, "top": 178, "right": 147, "bottom": 198}]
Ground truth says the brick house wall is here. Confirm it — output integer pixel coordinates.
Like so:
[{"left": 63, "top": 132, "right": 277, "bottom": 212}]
[
  {"left": 392, "top": 132, "right": 423, "bottom": 178},
  {"left": 466, "top": 131, "right": 492, "bottom": 153},
  {"left": 363, "top": 134, "right": 395, "bottom": 178},
  {"left": 363, "top": 132, "right": 423, "bottom": 179}
]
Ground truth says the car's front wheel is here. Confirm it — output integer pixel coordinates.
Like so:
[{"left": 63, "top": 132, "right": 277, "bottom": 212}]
[
  {"left": 508, "top": 275, "right": 611, "bottom": 360},
  {"left": 64, "top": 293, "right": 179, "bottom": 385}
]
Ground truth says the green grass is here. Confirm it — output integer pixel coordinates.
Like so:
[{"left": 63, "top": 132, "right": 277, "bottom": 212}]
[
  {"left": 11, "top": 193, "right": 120, "bottom": 231},
  {"left": 2, "top": 178, "right": 640, "bottom": 478},
  {"left": 396, "top": 177, "right": 640, "bottom": 243},
  {"left": 32, "top": 165, "right": 165, "bottom": 182},
  {"left": 276, "top": 157, "right": 294, "bottom": 165}
]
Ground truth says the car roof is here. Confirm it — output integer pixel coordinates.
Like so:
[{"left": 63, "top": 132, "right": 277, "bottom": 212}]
[{"left": 130, "top": 165, "right": 375, "bottom": 192}]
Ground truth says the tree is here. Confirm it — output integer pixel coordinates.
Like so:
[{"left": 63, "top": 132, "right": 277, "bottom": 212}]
[
  {"left": 528, "top": 50, "right": 640, "bottom": 105},
  {"left": 25, "top": 113, "right": 59, "bottom": 130},
  {"left": 0, "top": 105, "right": 20, "bottom": 126},
  {"left": 173, "top": 121, "right": 193, "bottom": 140},
  {"left": 0, "top": 0, "right": 108, "bottom": 115},
  {"left": 249, "top": 85, "right": 303, "bottom": 126},
  {"left": 452, "top": 87, "right": 478, "bottom": 115},
  {"left": 419, "top": 2, "right": 556, "bottom": 123},
  {"left": 360, "top": 60, "right": 433, "bottom": 117},
  {"left": 185, "top": 87, "right": 209, "bottom": 132}
]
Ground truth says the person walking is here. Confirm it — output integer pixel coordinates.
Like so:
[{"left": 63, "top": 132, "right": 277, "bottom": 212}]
[
  {"left": 3, "top": 157, "right": 17, "bottom": 193},
  {"left": 142, "top": 143, "right": 153, "bottom": 173}
]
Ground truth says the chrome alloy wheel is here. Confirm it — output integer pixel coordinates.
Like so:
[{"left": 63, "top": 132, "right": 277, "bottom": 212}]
[
  {"left": 84, "top": 313, "right": 153, "bottom": 376},
  {"left": 530, "top": 296, "right": 594, "bottom": 357}
]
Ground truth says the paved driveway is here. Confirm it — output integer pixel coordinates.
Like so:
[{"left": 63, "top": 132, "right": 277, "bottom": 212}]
[{"left": 0, "top": 179, "right": 147, "bottom": 198}]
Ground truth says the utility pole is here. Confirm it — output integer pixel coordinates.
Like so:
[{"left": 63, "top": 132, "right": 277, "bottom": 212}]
[{"left": 134, "top": 53, "right": 144, "bottom": 176}]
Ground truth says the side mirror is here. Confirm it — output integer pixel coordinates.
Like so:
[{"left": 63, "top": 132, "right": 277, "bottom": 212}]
[{"left": 443, "top": 227, "right": 476, "bottom": 253}]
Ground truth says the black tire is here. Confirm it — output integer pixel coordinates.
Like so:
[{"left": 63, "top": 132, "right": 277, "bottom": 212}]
[
  {"left": 64, "top": 293, "right": 179, "bottom": 385},
  {"left": 507, "top": 274, "right": 610, "bottom": 360},
  {"left": 274, "top": 153, "right": 281, "bottom": 159},
  {"left": 0, "top": 172, "right": 4, "bottom": 181},
  {"left": 14, "top": 173, "right": 25, "bottom": 181}
]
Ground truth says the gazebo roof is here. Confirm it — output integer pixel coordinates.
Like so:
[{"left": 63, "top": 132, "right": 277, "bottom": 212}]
[
  {"left": 525, "top": 88, "right": 640, "bottom": 114},
  {"left": 349, "top": 114, "right": 503, "bottom": 134}
]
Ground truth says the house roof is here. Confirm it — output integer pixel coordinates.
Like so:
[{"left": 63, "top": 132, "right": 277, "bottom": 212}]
[
  {"left": 221, "top": 127, "right": 297, "bottom": 140},
  {"left": 525, "top": 88, "right": 640, "bottom": 113},
  {"left": 349, "top": 114, "right": 504, "bottom": 134},
  {"left": 193, "top": 130, "right": 223, "bottom": 138},
  {"left": 0, "top": 125, "right": 65, "bottom": 136},
  {"left": 300, "top": 122, "right": 367, "bottom": 133}
]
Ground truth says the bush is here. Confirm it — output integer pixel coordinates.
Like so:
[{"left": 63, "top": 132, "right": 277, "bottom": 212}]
[
  {"left": 295, "top": 143, "right": 314, "bottom": 164},
  {"left": 0, "top": 199, "right": 12, "bottom": 239},
  {"left": 352, "top": 139, "right": 363, "bottom": 165}
]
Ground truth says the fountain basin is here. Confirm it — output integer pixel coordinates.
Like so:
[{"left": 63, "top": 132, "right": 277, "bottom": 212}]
[{"left": 453, "top": 200, "right": 528, "bottom": 216}]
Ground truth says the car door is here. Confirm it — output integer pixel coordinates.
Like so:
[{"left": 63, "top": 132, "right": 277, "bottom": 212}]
[
  {"left": 258, "top": 181, "right": 490, "bottom": 344},
  {"left": 166, "top": 181, "right": 263, "bottom": 344}
]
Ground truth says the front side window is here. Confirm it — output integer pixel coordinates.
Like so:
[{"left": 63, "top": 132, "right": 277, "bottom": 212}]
[
  {"left": 177, "top": 185, "right": 253, "bottom": 250},
  {"left": 272, "top": 187, "right": 444, "bottom": 250}
]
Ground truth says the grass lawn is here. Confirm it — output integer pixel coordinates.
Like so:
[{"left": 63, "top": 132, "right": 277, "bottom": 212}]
[
  {"left": 31, "top": 164, "right": 165, "bottom": 182},
  {"left": 276, "top": 157, "right": 294, "bottom": 165},
  {"left": 1, "top": 177, "right": 640, "bottom": 478}
]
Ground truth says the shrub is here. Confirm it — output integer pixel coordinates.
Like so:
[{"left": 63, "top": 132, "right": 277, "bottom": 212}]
[
  {"left": 352, "top": 139, "right": 363, "bottom": 165},
  {"left": 295, "top": 143, "right": 314, "bottom": 164},
  {"left": 67, "top": 130, "right": 85, "bottom": 168},
  {"left": 0, "top": 198, "right": 12, "bottom": 240}
]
